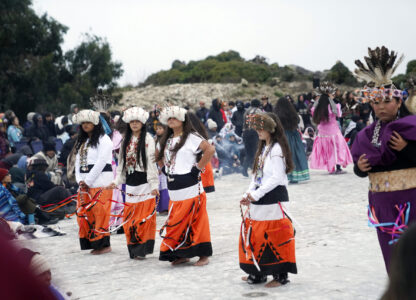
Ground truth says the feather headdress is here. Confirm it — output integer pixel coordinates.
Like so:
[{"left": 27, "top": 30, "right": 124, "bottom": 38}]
[
  {"left": 316, "top": 81, "right": 337, "bottom": 95},
  {"left": 89, "top": 89, "right": 115, "bottom": 112},
  {"left": 354, "top": 46, "right": 404, "bottom": 88}
]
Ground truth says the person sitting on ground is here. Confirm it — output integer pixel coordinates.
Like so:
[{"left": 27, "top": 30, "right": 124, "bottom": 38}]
[
  {"left": 1, "top": 167, "right": 57, "bottom": 225},
  {"left": 7, "top": 116, "right": 23, "bottom": 149},
  {"left": 0, "top": 169, "right": 26, "bottom": 223},
  {"left": 26, "top": 159, "right": 74, "bottom": 220},
  {"left": 30, "top": 141, "right": 62, "bottom": 185},
  {"left": 0, "top": 119, "right": 10, "bottom": 160},
  {"left": 207, "top": 119, "right": 218, "bottom": 139}
]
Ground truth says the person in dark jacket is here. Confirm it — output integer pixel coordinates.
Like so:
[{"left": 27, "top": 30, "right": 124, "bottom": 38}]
[
  {"left": 241, "top": 99, "right": 262, "bottom": 176},
  {"left": 58, "top": 126, "right": 77, "bottom": 166},
  {"left": 208, "top": 98, "right": 225, "bottom": 132},
  {"left": 196, "top": 101, "right": 209, "bottom": 124},
  {"left": 26, "top": 113, "right": 50, "bottom": 142},
  {"left": 261, "top": 96, "right": 273, "bottom": 112},
  {"left": 26, "top": 159, "right": 73, "bottom": 219},
  {"left": 43, "top": 113, "right": 56, "bottom": 138},
  {"left": 231, "top": 101, "right": 245, "bottom": 137}
]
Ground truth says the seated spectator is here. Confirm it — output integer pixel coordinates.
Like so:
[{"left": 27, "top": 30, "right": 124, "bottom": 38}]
[
  {"left": 1, "top": 167, "right": 57, "bottom": 225},
  {"left": 30, "top": 141, "right": 62, "bottom": 185},
  {"left": 55, "top": 116, "right": 71, "bottom": 144},
  {"left": 7, "top": 116, "right": 23, "bottom": 148},
  {"left": 43, "top": 112, "right": 56, "bottom": 138},
  {"left": 219, "top": 123, "right": 237, "bottom": 139},
  {"left": 58, "top": 126, "right": 77, "bottom": 167},
  {"left": 302, "top": 127, "right": 315, "bottom": 157},
  {"left": 26, "top": 159, "right": 74, "bottom": 219},
  {"left": 0, "top": 119, "right": 10, "bottom": 160},
  {"left": 26, "top": 113, "right": 50, "bottom": 142},
  {"left": 17, "top": 145, "right": 33, "bottom": 172},
  {"left": 0, "top": 169, "right": 26, "bottom": 223},
  {"left": 207, "top": 119, "right": 218, "bottom": 139}
]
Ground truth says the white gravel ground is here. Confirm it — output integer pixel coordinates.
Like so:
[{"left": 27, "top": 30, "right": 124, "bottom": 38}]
[{"left": 22, "top": 165, "right": 387, "bottom": 300}]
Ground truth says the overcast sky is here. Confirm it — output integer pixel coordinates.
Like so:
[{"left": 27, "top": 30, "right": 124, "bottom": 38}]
[{"left": 33, "top": 0, "right": 416, "bottom": 86}]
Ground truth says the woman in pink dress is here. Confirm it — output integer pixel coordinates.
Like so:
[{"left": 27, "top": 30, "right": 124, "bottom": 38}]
[{"left": 309, "top": 83, "right": 353, "bottom": 174}]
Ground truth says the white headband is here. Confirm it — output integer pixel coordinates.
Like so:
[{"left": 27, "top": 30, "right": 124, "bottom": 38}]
[
  {"left": 73, "top": 109, "right": 100, "bottom": 125},
  {"left": 159, "top": 106, "right": 187, "bottom": 125},
  {"left": 122, "top": 107, "right": 149, "bottom": 124}
]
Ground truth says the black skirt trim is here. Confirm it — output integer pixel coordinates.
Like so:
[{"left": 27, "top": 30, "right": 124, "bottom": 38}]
[
  {"left": 167, "top": 172, "right": 199, "bottom": 191},
  {"left": 126, "top": 171, "right": 148, "bottom": 186},
  {"left": 127, "top": 239, "right": 155, "bottom": 259},
  {"left": 240, "top": 262, "right": 297, "bottom": 276},
  {"left": 159, "top": 242, "right": 213, "bottom": 262},
  {"left": 251, "top": 185, "right": 289, "bottom": 205},
  {"left": 80, "top": 164, "right": 112, "bottom": 173},
  {"left": 204, "top": 185, "right": 215, "bottom": 193},
  {"left": 79, "top": 236, "right": 110, "bottom": 250}
]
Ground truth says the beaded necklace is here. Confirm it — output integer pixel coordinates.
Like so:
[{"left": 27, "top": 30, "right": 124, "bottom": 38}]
[
  {"left": 254, "top": 144, "right": 272, "bottom": 187},
  {"left": 165, "top": 134, "right": 180, "bottom": 180},
  {"left": 79, "top": 141, "right": 90, "bottom": 172},
  {"left": 371, "top": 120, "right": 382, "bottom": 148},
  {"left": 126, "top": 135, "right": 139, "bottom": 174}
]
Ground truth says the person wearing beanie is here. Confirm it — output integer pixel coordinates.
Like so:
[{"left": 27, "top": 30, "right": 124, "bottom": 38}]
[
  {"left": 106, "top": 107, "right": 159, "bottom": 259},
  {"left": 30, "top": 141, "right": 62, "bottom": 185},
  {"left": 206, "top": 119, "right": 218, "bottom": 139},
  {"left": 156, "top": 106, "right": 215, "bottom": 266},
  {"left": 73, "top": 109, "right": 114, "bottom": 255}
]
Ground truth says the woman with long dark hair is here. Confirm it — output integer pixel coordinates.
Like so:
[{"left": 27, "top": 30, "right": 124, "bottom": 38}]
[
  {"left": 309, "top": 83, "right": 353, "bottom": 174},
  {"left": 155, "top": 121, "right": 170, "bottom": 213},
  {"left": 188, "top": 112, "right": 215, "bottom": 193},
  {"left": 156, "top": 106, "right": 215, "bottom": 266},
  {"left": 107, "top": 107, "right": 159, "bottom": 259},
  {"left": 239, "top": 112, "right": 297, "bottom": 287},
  {"left": 73, "top": 109, "right": 114, "bottom": 255},
  {"left": 352, "top": 46, "right": 416, "bottom": 272},
  {"left": 275, "top": 97, "right": 310, "bottom": 183}
]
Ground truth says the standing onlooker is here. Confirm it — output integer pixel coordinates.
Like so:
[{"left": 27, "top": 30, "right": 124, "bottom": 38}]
[
  {"left": 261, "top": 96, "right": 273, "bottom": 112},
  {"left": 241, "top": 99, "right": 262, "bottom": 177},
  {"left": 7, "top": 116, "right": 23, "bottom": 148},
  {"left": 208, "top": 98, "right": 225, "bottom": 132},
  {"left": 275, "top": 97, "right": 310, "bottom": 183},
  {"left": 231, "top": 100, "right": 245, "bottom": 137},
  {"left": 196, "top": 101, "right": 209, "bottom": 124},
  {"left": 296, "top": 94, "right": 311, "bottom": 128}
]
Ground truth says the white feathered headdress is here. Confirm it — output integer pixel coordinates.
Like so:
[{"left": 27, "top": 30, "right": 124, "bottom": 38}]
[
  {"left": 354, "top": 46, "right": 404, "bottom": 88},
  {"left": 73, "top": 109, "right": 100, "bottom": 125},
  {"left": 89, "top": 89, "right": 115, "bottom": 112},
  {"left": 159, "top": 106, "right": 187, "bottom": 125},
  {"left": 122, "top": 107, "right": 149, "bottom": 124},
  {"left": 316, "top": 81, "right": 337, "bottom": 95}
]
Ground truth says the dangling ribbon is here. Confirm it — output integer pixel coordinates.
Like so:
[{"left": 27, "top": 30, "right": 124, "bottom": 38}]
[{"left": 99, "top": 114, "right": 112, "bottom": 135}]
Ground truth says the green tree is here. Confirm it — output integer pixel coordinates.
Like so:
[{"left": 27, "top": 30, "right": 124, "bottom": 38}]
[
  {"left": 325, "top": 61, "right": 358, "bottom": 85},
  {"left": 0, "top": 0, "right": 123, "bottom": 118}
]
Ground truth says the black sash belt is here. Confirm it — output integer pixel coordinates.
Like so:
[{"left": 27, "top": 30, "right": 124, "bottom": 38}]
[
  {"left": 126, "top": 171, "right": 148, "bottom": 186},
  {"left": 251, "top": 185, "right": 289, "bottom": 205},
  {"left": 167, "top": 172, "right": 199, "bottom": 191},
  {"left": 80, "top": 164, "right": 112, "bottom": 173}
]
